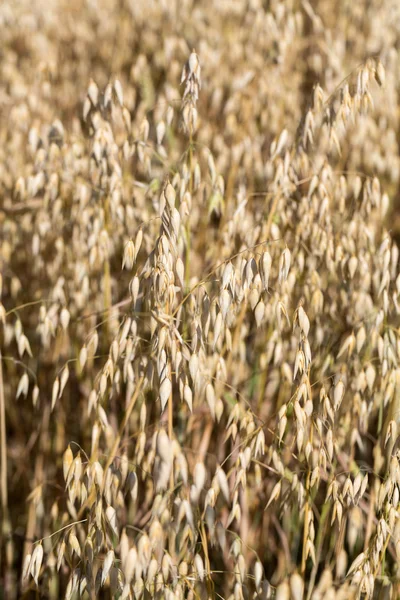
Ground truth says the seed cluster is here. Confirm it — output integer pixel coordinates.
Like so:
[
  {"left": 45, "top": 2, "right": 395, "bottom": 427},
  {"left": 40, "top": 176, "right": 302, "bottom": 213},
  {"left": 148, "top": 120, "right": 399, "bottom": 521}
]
[{"left": 2, "top": 1, "right": 400, "bottom": 599}]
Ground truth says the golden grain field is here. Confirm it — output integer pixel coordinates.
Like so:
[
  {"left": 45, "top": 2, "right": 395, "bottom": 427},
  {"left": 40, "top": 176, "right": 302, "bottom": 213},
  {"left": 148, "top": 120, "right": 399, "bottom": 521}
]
[{"left": 2, "top": 1, "right": 400, "bottom": 599}]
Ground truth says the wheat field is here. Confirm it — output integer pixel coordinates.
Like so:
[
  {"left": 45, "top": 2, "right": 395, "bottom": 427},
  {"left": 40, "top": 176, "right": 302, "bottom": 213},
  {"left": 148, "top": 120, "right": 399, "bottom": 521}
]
[{"left": 2, "top": 0, "right": 400, "bottom": 598}]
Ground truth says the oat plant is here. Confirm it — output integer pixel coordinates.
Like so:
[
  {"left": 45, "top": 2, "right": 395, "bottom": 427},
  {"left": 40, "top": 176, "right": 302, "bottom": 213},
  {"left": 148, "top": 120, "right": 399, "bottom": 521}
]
[{"left": 2, "top": 1, "right": 400, "bottom": 599}]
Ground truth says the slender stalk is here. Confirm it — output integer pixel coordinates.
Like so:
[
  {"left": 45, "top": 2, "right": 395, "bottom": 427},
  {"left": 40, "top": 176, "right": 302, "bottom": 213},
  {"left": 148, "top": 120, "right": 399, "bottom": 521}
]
[
  {"left": 22, "top": 404, "right": 50, "bottom": 591},
  {"left": 201, "top": 520, "right": 215, "bottom": 599},
  {"left": 0, "top": 350, "right": 9, "bottom": 576},
  {"left": 0, "top": 351, "right": 7, "bottom": 512},
  {"left": 102, "top": 375, "right": 144, "bottom": 490},
  {"left": 265, "top": 192, "right": 281, "bottom": 239},
  {"left": 301, "top": 418, "right": 314, "bottom": 575},
  {"left": 168, "top": 372, "right": 174, "bottom": 491},
  {"left": 306, "top": 501, "right": 330, "bottom": 600},
  {"left": 185, "top": 135, "right": 193, "bottom": 292},
  {"left": 102, "top": 192, "right": 112, "bottom": 340}
]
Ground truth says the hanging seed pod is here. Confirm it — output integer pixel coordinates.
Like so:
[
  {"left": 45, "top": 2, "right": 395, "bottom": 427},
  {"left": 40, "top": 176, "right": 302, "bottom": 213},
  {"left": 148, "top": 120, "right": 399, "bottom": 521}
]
[{"left": 160, "top": 378, "right": 172, "bottom": 412}]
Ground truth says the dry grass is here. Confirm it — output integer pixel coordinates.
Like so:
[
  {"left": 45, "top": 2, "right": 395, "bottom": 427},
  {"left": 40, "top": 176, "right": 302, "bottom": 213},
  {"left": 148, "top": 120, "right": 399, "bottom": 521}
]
[{"left": 1, "top": 0, "right": 400, "bottom": 598}]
